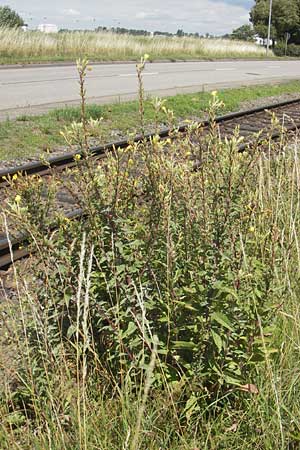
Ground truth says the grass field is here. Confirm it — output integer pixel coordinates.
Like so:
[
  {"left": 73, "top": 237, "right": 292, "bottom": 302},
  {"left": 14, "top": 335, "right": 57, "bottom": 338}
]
[
  {"left": 0, "top": 28, "right": 269, "bottom": 64},
  {"left": 1, "top": 80, "right": 300, "bottom": 163}
]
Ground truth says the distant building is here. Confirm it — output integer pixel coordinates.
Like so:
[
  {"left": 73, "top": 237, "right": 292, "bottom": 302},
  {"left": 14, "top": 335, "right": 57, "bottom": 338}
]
[
  {"left": 255, "top": 35, "right": 276, "bottom": 46},
  {"left": 21, "top": 24, "right": 28, "bottom": 32},
  {"left": 38, "top": 24, "right": 58, "bottom": 33}
]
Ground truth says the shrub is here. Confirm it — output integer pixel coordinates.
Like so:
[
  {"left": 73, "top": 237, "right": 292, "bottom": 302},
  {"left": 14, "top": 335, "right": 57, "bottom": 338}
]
[
  {"left": 2, "top": 63, "right": 300, "bottom": 448},
  {"left": 0, "top": 6, "right": 24, "bottom": 28},
  {"left": 7, "top": 98, "right": 290, "bottom": 407},
  {"left": 274, "top": 42, "right": 300, "bottom": 57}
]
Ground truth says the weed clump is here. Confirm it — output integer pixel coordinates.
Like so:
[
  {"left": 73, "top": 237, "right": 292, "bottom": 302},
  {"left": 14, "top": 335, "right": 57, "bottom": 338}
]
[{"left": 1, "top": 68, "right": 300, "bottom": 450}]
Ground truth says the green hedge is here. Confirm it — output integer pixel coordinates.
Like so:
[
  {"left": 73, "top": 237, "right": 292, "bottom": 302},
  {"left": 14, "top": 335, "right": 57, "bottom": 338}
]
[{"left": 274, "top": 42, "right": 300, "bottom": 57}]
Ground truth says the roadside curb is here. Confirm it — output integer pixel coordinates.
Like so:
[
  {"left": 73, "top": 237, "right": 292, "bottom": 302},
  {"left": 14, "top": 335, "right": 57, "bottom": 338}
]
[
  {"left": 0, "top": 75, "right": 299, "bottom": 121},
  {"left": 0, "top": 57, "right": 288, "bottom": 70}
]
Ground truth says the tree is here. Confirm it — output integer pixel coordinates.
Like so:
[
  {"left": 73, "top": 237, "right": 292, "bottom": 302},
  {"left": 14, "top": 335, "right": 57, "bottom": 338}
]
[
  {"left": 0, "top": 5, "right": 24, "bottom": 28},
  {"left": 250, "top": 0, "right": 300, "bottom": 43},
  {"left": 176, "top": 29, "right": 184, "bottom": 37},
  {"left": 231, "top": 24, "right": 256, "bottom": 41}
]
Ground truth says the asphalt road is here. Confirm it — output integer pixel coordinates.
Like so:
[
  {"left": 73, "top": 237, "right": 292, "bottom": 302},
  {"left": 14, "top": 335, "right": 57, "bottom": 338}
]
[{"left": 1, "top": 60, "right": 300, "bottom": 119}]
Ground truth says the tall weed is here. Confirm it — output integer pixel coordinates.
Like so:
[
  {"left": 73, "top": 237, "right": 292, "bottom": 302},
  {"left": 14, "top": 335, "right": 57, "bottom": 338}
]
[{"left": 1, "top": 67, "right": 299, "bottom": 450}]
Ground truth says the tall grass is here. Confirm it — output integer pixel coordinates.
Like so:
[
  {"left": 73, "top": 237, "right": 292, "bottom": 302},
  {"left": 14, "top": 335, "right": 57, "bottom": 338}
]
[{"left": 0, "top": 28, "right": 269, "bottom": 62}]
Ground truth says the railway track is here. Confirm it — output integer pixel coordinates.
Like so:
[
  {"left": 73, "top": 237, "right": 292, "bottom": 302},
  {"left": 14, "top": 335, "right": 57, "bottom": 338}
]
[
  {"left": 1, "top": 96, "right": 300, "bottom": 270},
  {"left": 2, "top": 96, "right": 300, "bottom": 186}
]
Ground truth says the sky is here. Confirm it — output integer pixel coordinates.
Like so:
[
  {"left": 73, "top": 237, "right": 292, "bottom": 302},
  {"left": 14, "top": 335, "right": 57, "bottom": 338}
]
[{"left": 0, "top": 0, "right": 254, "bottom": 35}]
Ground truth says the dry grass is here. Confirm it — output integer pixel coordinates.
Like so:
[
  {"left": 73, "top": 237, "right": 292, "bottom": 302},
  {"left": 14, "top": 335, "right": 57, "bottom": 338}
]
[{"left": 0, "top": 28, "right": 269, "bottom": 62}]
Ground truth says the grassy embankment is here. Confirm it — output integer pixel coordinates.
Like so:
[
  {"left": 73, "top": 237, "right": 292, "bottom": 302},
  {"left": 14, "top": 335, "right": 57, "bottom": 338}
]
[
  {"left": 0, "top": 28, "right": 269, "bottom": 65},
  {"left": 1, "top": 78, "right": 300, "bottom": 448},
  {"left": 1, "top": 79, "right": 300, "bottom": 162}
]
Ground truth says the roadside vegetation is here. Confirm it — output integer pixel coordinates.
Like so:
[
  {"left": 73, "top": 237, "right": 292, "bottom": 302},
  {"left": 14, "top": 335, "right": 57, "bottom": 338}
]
[
  {"left": 0, "top": 28, "right": 268, "bottom": 65},
  {"left": 1, "top": 79, "right": 300, "bottom": 163},
  {"left": 251, "top": 0, "right": 300, "bottom": 56},
  {"left": 1, "top": 59, "right": 300, "bottom": 448},
  {"left": 0, "top": 5, "right": 23, "bottom": 28}
]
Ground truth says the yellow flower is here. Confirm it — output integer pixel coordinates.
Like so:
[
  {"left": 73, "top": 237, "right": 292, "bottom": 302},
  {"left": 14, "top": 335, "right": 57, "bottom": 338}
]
[
  {"left": 249, "top": 226, "right": 255, "bottom": 233},
  {"left": 211, "top": 90, "right": 218, "bottom": 96},
  {"left": 15, "top": 194, "right": 21, "bottom": 204},
  {"left": 74, "top": 154, "right": 81, "bottom": 161},
  {"left": 144, "top": 53, "right": 150, "bottom": 60},
  {"left": 12, "top": 174, "right": 18, "bottom": 181}
]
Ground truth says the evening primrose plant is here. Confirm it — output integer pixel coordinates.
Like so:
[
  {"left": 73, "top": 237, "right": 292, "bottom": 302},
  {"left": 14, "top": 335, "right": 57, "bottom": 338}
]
[
  {"left": 136, "top": 54, "right": 149, "bottom": 137},
  {"left": 2, "top": 72, "right": 300, "bottom": 448},
  {"left": 6, "top": 94, "right": 290, "bottom": 391},
  {"left": 60, "top": 58, "right": 104, "bottom": 152}
]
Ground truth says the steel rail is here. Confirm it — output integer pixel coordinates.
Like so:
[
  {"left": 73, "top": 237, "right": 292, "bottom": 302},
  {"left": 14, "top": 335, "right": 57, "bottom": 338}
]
[
  {"left": 1, "top": 96, "right": 300, "bottom": 186},
  {"left": 1, "top": 97, "right": 300, "bottom": 270},
  {"left": 2, "top": 121, "right": 300, "bottom": 271},
  {"left": 0, "top": 208, "right": 85, "bottom": 270}
]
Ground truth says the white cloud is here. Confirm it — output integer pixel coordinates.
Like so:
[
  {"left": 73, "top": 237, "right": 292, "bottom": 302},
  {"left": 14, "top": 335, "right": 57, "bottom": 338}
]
[
  {"left": 135, "top": 10, "right": 171, "bottom": 21},
  {"left": 63, "top": 8, "right": 80, "bottom": 16},
  {"left": 5, "top": 0, "right": 252, "bottom": 34},
  {"left": 135, "top": 11, "right": 147, "bottom": 19}
]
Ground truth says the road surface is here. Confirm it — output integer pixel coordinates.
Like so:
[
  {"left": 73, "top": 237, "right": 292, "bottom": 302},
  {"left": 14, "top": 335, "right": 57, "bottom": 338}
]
[{"left": 1, "top": 60, "right": 300, "bottom": 119}]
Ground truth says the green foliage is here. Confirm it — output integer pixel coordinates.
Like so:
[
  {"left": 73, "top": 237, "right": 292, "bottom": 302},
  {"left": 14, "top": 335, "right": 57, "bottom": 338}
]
[
  {"left": 0, "top": 5, "right": 24, "bottom": 28},
  {"left": 3, "top": 90, "right": 300, "bottom": 447},
  {"left": 250, "top": 0, "right": 300, "bottom": 43},
  {"left": 3, "top": 61, "right": 300, "bottom": 448},
  {"left": 274, "top": 42, "right": 300, "bottom": 56},
  {"left": 8, "top": 97, "right": 289, "bottom": 404},
  {"left": 231, "top": 24, "right": 256, "bottom": 41}
]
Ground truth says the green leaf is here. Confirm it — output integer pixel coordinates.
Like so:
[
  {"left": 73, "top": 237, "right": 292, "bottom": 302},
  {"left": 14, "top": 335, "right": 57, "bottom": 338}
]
[
  {"left": 157, "top": 349, "right": 168, "bottom": 355},
  {"left": 5, "top": 412, "right": 26, "bottom": 427},
  {"left": 174, "top": 300, "right": 197, "bottom": 311},
  {"left": 224, "top": 373, "right": 243, "bottom": 386},
  {"left": 172, "top": 340, "right": 197, "bottom": 350},
  {"left": 215, "top": 284, "right": 239, "bottom": 300},
  {"left": 211, "top": 330, "right": 223, "bottom": 353},
  {"left": 183, "top": 394, "right": 200, "bottom": 422},
  {"left": 183, "top": 286, "right": 197, "bottom": 294},
  {"left": 121, "top": 321, "right": 137, "bottom": 339},
  {"left": 211, "top": 311, "right": 234, "bottom": 331},
  {"left": 67, "top": 324, "right": 77, "bottom": 339}
]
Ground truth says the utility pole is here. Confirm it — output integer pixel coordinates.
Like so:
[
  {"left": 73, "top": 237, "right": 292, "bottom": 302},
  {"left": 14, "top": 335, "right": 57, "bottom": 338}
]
[
  {"left": 266, "top": 0, "right": 273, "bottom": 56},
  {"left": 285, "top": 32, "right": 290, "bottom": 56}
]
